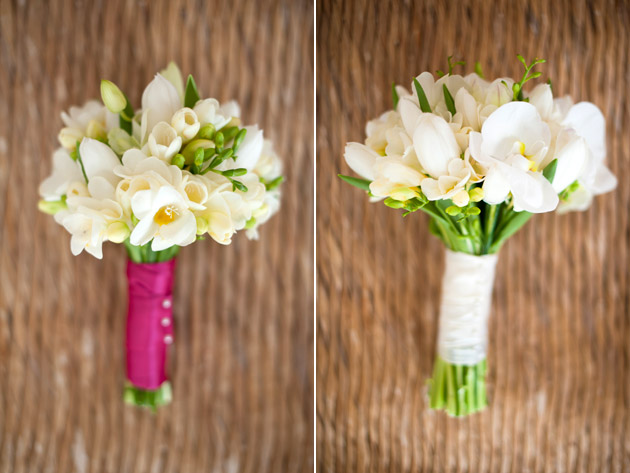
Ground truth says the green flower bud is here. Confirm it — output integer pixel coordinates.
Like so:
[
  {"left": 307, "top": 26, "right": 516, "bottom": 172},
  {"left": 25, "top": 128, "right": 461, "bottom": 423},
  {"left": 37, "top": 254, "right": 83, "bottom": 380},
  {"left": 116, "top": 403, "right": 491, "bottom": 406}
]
[
  {"left": 198, "top": 123, "right": 216, "bottom": 140},
  {"left": 221, "top": 126, "right": 239, "bottom": 142},
  {"left": 38, "top": 199, "right": 67, "bottom": 215},
  {"left": 446, "top": 206, "right": 461, "bottom": 216},
  {"left": 233, "top": 129, "right": 247, "bottom": 151},
  {"left": 194, "top": 148, "right": 204, "bottom": 167},
  {"left": 171, "top": 153, "right": 185, "bottom": 169},
  {"left": 100, "top": 80, "right": 127, "bottom": 113},
  {"left": 469, "top": 187, "right": 484, "bottom": 202},
  {"left": 214, "top": 131, "right": 224, "bottom": 149},
  {"left": 465, "top": 206, "right": 481, "bottom": 216},
  {"left": 384, "top": 197, "right": 406, "bottom": 209},
  {"left": 195, "top": 217, "right": 208, "bottom": 235},
  {"left": 181, "top": 139, "right": 214, "bottom": 164}
]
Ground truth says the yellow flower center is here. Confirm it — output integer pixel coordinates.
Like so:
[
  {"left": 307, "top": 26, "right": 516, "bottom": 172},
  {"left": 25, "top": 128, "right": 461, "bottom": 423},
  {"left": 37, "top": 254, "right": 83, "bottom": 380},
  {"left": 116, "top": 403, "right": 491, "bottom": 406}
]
[
  {"left": 154, "top": 205, "right": 179, "bottom": 225},
  {"left": 514, "top": 141, "right": 538, "bottom": 172}
]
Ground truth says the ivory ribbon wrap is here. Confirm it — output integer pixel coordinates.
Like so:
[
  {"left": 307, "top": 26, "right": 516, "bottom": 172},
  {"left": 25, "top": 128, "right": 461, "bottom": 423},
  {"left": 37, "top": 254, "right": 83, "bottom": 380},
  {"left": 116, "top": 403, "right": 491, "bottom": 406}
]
[
  {"left": 126, "top": 259, "right": 176, "bottom": 390},
  {"left": 437, "top": 250, "right": 498, "bottom": 365}
]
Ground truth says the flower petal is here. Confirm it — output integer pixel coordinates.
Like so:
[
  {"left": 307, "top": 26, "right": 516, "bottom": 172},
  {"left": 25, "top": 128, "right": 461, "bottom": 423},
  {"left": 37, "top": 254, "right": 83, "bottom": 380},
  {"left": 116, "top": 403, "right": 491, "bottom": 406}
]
[
  {"left": 551, "top": 130, "right": 589, "bottom": 193},
  {"left": 480, "top": 102, "right": 550, "bottom": 158},
  {"left": 412, "top": 113, "right": 460, "bottom": 177},
  {"left": 233, "top": 126, "right": 264, "bottom": 171},
  {"left": 344, "top": 143, "right": 378, "bottom": 180},
  {"left": 482, "top": 166, "right": 510, "bottom": 204},
  {"left": 563, "top": 102, "right": 606, "bottom": 161},
  {"left": 79, "top": 138, "right": 120, "bottom": 186}
]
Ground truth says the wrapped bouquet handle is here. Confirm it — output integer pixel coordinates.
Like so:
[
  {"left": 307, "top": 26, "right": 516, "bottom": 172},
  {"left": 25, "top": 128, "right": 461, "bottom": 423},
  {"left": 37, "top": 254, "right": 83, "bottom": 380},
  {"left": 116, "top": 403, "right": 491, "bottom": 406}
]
[
  {"left": 124, "top": 260, "right": 176, "bottom": 408},
  {"left": 430, "top": 250, "right": 498, "bottom": 415}
]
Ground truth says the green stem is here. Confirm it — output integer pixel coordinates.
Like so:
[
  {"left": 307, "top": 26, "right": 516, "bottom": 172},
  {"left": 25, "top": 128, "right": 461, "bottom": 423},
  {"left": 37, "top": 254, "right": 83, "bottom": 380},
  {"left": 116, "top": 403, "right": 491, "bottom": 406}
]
[
  {"left": 429, "top": 356, "right": 488, "bottom": 416},
  {"left": 482, "top": 204, "right": 500, "bottom": 254}
]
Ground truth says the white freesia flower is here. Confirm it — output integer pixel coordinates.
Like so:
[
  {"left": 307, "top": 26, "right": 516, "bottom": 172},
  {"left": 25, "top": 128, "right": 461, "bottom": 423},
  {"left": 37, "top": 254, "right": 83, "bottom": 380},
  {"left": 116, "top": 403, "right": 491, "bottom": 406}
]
[
  {"left": 193, "top": 98, "right": 233, "bottom": 130},
  {"left": 253, "top": 139, "right": 283, "bottom": 181},
  {"left": 557, "top": 102, "right": 617, "bottom": 212},
  {"left": 470, "top": 101, "right": 558, "bottom": 213},
  {"left": 231, "top": 125, "right": 264, "bottom": 171},
  {"left": 114, "top": 148, "right": 185, "bottom": 216},
  {"left": 365, "top": 111, "right": 403, "bottom": 154},
  {"left": 129, "top": 186, "right": 197, "bottom": 251},
  {"left": 55, "top": 196, "right": 123, "bottom": 259},
  {"left": 79, "top": 138, "right": 122, "bottom": 199},
  {"left": 421, "top": 159, "right": 472, "bottom": 207},
  {"left": 370, "top": 156, "right": 425, "bottom": 201},
  {"left": 58, "top": 100, "right": 117, "bottom": 149},
  {"left": 197, "top": 193, "right": 236, "bottom": 245},
  {"left": 171, "top": 107, "right": 200, "bottom": 142},
  {"left": 39, "top": 148, "right": 84, "bottom": 201},
  {"left": 147, "top": 122, "right": 182, "bottom": 162},
  {"left": 140, "top": 74, "right": 182, "bottom": 144},
  {"left": 160, "top": 62, "right": 185, "bottom": 103}
]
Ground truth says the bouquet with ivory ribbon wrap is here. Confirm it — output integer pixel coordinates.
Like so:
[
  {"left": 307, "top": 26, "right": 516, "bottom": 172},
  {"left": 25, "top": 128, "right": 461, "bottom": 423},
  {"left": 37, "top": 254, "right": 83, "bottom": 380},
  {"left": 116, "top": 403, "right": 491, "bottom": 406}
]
[
  {"left": 39, "top": 63, "right": 283, "bottom": 410},
  {"left": 340, "top": 56, "right": 616, "bottom": 416}
]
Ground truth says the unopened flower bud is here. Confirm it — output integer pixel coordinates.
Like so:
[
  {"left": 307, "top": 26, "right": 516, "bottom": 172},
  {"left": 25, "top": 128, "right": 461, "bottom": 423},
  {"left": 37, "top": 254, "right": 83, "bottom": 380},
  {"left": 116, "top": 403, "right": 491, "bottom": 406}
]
[
  {"left": 106, "top": 221, "right": 131, "bottom": 243},
  {"left": 445, "top": 206, "right": 461, "bottom": 216},
  {"left": 452, "top": 189, "right": 470, "bottom": 207},
  {"left": 214, "top": 131, "right": 224, "bottom": 149},
  {"left": 58, "top": 127, "right": 84, "bottom": 149},
  {"left": 195, "top": 217, "right": 208, "bottom": 235},
  {"left": 171, "top": 153, "right": 185, "bottom": 169},
  {"left": 100, "top": 79, "right": 127, "bottom": 114},
  {"left": 198, "top": 123, "right": 216, "bottom": 140},
  {"left": 38, "top": 199, "right": 67, "bottom": 215},
  {"left": 469, "top": 187, "right": 484, "bottom": 202}
]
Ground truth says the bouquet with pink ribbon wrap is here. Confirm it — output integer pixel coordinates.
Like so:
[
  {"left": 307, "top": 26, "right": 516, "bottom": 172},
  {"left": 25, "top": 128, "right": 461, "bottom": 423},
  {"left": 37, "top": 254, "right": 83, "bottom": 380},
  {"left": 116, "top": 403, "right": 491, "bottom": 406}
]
[
  {"left": 340, "top": 56, "right": 616, "bottom": 416},
  {"left": 39, "top": 63, "right": 284, "bottom": 409}
]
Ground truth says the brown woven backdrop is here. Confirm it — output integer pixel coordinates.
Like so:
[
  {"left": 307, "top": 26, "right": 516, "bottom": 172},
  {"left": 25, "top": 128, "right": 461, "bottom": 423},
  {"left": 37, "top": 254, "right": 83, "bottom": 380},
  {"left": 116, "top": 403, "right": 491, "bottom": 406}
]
[
  {"left": 317, "top": 0, "right": 630, "bottom": 471},
  {"left": 0, "top": 0, "right": 313, "bottom": 472}
]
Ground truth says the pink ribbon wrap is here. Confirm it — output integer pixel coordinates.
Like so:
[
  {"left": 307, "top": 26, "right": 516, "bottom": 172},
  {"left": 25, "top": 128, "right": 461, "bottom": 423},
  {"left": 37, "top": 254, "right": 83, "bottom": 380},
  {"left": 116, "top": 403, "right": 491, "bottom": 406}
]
[{"left": 126, "top": 259, "right": 176, "bottom": 390}]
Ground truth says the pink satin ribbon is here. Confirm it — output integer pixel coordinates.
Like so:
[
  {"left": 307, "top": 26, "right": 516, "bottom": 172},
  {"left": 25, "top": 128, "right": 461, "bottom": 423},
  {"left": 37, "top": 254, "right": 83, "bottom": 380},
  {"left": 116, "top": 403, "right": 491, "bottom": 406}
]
[{"left": 126, "top": 259, "right": 176, "bottom": 390}]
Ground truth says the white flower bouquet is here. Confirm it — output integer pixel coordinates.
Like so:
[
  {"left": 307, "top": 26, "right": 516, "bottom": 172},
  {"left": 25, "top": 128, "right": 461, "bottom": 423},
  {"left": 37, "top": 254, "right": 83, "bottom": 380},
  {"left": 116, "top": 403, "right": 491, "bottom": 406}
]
[
  {"left": 340, "top": 56, "right": 616, "bottom": 416},
  {"left": 39, "top": 63, "right": 283, "bottom": 409}
]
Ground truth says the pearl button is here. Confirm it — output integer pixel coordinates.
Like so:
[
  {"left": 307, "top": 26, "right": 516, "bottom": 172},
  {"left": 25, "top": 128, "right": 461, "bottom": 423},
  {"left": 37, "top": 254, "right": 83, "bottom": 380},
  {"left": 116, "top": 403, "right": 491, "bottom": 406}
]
[
  {"left": 162, "top": 299, "right": 172, "bottom": 309},
  {"left": 164, "top": 335, "right": 173, "bottom": 345},
  {"left": 161, "top": 317, "right": 170, "bottom": 327}
]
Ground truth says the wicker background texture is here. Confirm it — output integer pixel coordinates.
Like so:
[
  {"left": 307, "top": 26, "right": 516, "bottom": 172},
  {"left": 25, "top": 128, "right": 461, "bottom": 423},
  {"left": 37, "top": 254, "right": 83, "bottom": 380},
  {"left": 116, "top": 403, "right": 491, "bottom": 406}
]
[
  {"left": 317, "top": 0, "right": 630, "bottom": 472},
  {"left": 0, "top": 0, "right": 313, "bottom": 472}
]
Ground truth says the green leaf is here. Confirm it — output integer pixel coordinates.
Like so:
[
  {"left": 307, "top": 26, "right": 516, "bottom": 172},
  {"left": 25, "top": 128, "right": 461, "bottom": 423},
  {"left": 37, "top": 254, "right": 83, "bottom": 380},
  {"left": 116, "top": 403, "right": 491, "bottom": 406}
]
[
  {"left": 489, "top": 210, "right": 533, "bottom": 253},
  {"left": 184, "top": 75, "right": 201, "bottom": 108},
  {"left": 543, "top": 158, "right": 558, "bottom": 183},
  {"left": 338, "top": 174, "right": 371, "bottom": 191},
  {"left": 75, "top": 140, "right": 89, "bottom": 183},
  {"left": 443, "top": 84, "right": 456, "bottom": 115},
  {"left": 391, "top": 82, "right": 399, "bottom": 109},
  {"left": 413, "top": 78, "right": 432, "bottom": 113},
  {"left": 474, "top": 61, "right": 484, "bottom": 79},
  {"left": 264, "top": 176, "right": 284, "bottom": 191}
]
